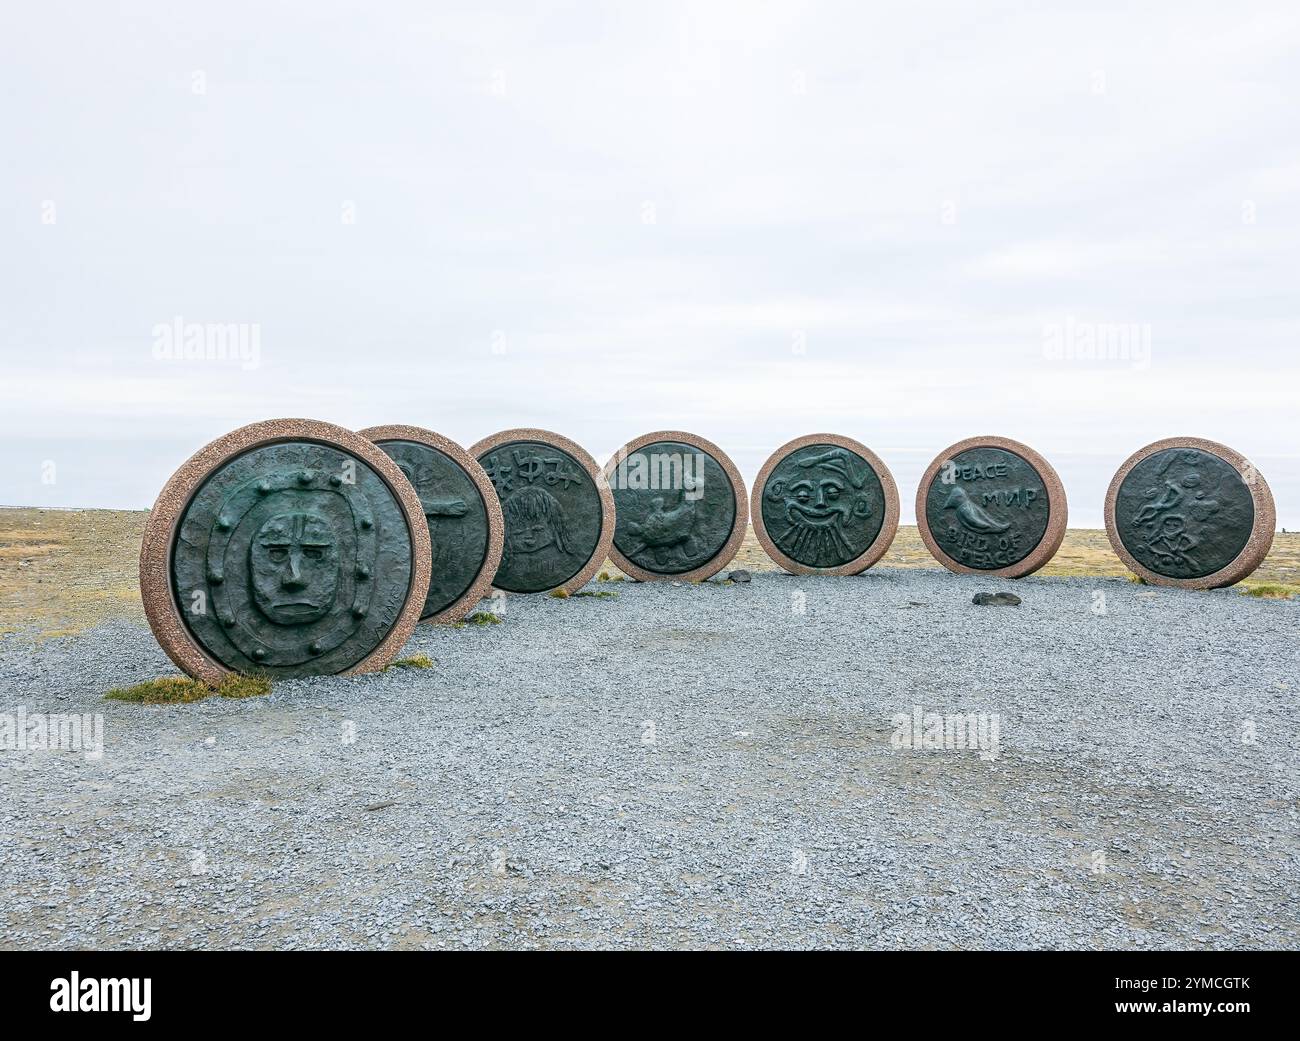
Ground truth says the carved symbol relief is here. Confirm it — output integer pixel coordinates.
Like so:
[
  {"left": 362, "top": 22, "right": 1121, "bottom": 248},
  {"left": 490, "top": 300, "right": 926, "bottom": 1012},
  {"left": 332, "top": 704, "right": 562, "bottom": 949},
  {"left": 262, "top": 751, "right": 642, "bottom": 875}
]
[
  {"left": 923, "top": 447, "right": 1049, "bottom": 571},
  {"left": 376, "top": 440, "right": 490, "bottom": 619}
]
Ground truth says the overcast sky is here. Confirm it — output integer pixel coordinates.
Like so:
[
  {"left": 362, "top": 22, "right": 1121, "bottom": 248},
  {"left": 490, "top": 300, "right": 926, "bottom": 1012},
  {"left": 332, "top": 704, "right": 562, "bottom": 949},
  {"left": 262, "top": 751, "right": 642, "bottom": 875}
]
[{"left": 3, "top": 1, "right": 1298, "bottom": 526}]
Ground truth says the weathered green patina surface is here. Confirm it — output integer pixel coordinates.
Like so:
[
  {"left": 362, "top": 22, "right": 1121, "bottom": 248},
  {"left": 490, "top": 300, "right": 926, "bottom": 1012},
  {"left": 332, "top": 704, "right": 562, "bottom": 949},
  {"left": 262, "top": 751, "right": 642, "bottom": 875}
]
[
  {"left": 170, "top": 441, "right": 414, "bottom": 677},
  {"left": 923, "top": 446, "right": 1049, "bottom": 571},
  {"left": 611, "top": 440, "right": 736, "bottom": 575},
  {"left": 477, "top": 440, "right": 603, "bottom": 593},
  {"left": 1114, "top": 447, "right": 1253, "bottom": 580},
  {"left": 375, "top": 439, "right": 490, "bottom": 618},
  {"left": 760, "top": 443, "right": 885, "bottom": 568}
]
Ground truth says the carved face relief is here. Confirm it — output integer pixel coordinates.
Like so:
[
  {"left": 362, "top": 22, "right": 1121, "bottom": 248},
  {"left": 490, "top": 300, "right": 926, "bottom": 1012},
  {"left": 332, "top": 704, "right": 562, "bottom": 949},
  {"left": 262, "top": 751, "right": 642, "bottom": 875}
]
[
  {"left": 249, "top": 511, "right": 340, "bottom": 624},
  {"left": 503, "top": 486, "right": 567, "bottom": 556}
]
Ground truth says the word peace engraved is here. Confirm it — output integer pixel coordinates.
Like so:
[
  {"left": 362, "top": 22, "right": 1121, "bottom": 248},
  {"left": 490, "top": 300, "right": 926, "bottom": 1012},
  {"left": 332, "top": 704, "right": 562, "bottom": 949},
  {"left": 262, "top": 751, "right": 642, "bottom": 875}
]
[
  {"left": 374, "top": 439, "right": 491, "bottom": 619},
  {"left": 170, "top": 441, "right": 414, "bottom": 678},
  {"left": 923, "top": 447, "right": 1050, "bottom": 571},
  {"left": 761, "top": 445, "right": 885, "bottom": 568},
  {"left": 1114, "top": 447, "right": 1254, "bottom": 580},
  {"left": 478, "top": 441, "right": 604, "bottom": 593},
  {"left": 610, "top": 441, "right": 737, "bottom": 575}
]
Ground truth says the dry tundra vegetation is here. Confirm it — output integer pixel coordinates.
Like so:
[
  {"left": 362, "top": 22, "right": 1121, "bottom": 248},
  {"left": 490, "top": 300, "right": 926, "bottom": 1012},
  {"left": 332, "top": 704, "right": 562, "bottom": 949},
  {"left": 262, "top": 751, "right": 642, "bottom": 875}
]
[{"left": 1, "top": 507, "right": 1296, "bottom": 645}]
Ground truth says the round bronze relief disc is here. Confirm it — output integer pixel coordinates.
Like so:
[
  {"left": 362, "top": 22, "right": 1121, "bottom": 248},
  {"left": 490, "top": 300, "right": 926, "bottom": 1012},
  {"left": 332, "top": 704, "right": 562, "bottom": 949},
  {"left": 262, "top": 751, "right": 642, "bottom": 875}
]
[
  {"left": 469, "top": 429, "right": 614, "bottom": 595},
  {"left": 140, "top": 419, "right": 432, "bottom": 684},
  {"left": 603, "top": 431, "right": 749, "bottom": 582},
  {"left": 359, "top": 425, "right": 504, "bottom": 623},
  {"left": 1105, "top": 437, "right": 1275, "bottom": 589},
  {"left": 915, "top": 435, "right": 1067, "bottom": 578},
  {"left": 752, "top": 434, "right": 900, "bottom": 575}
]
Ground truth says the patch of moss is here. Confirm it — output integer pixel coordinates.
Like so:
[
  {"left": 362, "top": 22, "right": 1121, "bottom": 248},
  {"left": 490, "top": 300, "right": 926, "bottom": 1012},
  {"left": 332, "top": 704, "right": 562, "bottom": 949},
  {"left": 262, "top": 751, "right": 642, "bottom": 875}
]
[
  {"left": 385, "top": 654, "right": 435, "bottom": 670},
  {"left": 1126, "top": 573, "right": 1148, "bottom": 585},
  {"left": 1240, "top": 583, "right": 1296, "bottom": 600},
  {"left": 548, "top": 588, "right": 570, "bottom": 599},
  {"left": 572, "top": 589, "right": 617, "bottom": 599},
  {"left": 460, "top": 611, "right": 502, "bottom": 626},
  {"left": 105, "top": 674, "right": 271, "bottom": 704}
]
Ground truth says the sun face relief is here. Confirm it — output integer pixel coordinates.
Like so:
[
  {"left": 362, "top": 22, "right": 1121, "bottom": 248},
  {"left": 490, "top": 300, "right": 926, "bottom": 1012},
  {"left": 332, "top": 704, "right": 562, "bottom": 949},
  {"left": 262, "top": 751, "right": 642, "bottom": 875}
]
[
  {"left": 249, "top": 511, "right": 340, "bottom": 625},
  {"left": 169, "top": 441, "right": 415, "bottom": 677},
  {"left": 761, "top": 444, "right": 885, "bottom": 568}
]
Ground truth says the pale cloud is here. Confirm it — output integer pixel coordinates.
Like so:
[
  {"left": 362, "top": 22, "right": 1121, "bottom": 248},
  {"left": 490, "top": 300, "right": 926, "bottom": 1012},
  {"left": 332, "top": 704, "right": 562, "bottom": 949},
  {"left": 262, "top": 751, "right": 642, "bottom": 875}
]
[{"left": 1, "top": 1, "right": 1297, "bottom": 524}]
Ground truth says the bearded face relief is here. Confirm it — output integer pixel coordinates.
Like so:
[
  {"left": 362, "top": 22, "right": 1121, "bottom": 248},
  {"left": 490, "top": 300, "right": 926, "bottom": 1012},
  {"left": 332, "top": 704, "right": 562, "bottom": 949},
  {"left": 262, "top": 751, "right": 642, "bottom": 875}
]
[
  {"left": 1114, "top": 447, "right": 1254, "bottom": 580},
  {"left": 761, "top": 445, "right": 884, "bottom": 569},
  {"left": 249, "top": 511, "right": 340, "bottom": 625}
]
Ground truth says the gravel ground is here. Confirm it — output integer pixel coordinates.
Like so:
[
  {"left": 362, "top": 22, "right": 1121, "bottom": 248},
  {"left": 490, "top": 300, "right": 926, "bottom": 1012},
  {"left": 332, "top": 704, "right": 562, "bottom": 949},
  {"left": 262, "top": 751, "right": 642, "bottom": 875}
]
[{"left": 1, "top": 568, "right": 1297, "bottom": 950}]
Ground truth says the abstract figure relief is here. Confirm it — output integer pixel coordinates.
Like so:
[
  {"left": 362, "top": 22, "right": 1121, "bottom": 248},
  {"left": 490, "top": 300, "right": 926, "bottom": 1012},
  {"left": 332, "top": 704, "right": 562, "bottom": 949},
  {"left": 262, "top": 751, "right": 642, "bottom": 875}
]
[{"left": 1113, "top": 447, "right": 1254, "bottom": 581}]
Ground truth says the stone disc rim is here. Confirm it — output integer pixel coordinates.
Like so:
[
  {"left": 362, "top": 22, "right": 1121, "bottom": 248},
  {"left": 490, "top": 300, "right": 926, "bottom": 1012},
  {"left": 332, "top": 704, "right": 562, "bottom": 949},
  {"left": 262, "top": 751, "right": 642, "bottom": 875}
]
[
  {"left": 914, "top": 434, "right": 1068, "bottom": 578},
  {"left": 602, "top": 430, "right": 750, "bottom": 583},
  {"left": 750, "top": 433, "right": 900, "bottom": 576},
  {"left": 140, "top": 418, "right": 432, "bottom": 684},
  {"left": 358, "top": 424, "right": 504, "bottom": 623},
  {"left": 1104, "top": 436, "right": 1275, "bottom": 589},
  {"left": 467, "top": 427, "right": 615, "bottom": 595}
]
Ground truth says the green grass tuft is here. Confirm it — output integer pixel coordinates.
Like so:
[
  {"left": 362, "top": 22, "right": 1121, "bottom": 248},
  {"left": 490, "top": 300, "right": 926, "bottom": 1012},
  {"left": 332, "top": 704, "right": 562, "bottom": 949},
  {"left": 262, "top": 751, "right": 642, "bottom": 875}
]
[
  {"left": 217, "top": 675, "right": 273, "bottom": 699},
  {"left": 459, "top": 611, "right": 502, "bottom": 626},
  {"left": 572, "top": 589, "right": 617, "bottom": 599},
  {"left": 548, "top": 587, "right": 570, "bottom": 599},
  {"left": 105, "top": 673, "right": 271, "bottom": 704},
  {"left": 385, "top": 654, "right": 435, "bottom": 670},
  {"left": 1240, "top": 583, "right": 1297, "bottom": 600}
]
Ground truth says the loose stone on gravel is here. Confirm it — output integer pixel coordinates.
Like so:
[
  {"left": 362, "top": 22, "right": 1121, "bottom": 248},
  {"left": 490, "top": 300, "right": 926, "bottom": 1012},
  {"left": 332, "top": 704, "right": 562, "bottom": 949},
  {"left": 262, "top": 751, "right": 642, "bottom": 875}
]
[{"left": 972, "top": 591, "right": 1022, "bottom": 606}]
